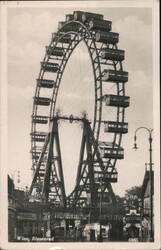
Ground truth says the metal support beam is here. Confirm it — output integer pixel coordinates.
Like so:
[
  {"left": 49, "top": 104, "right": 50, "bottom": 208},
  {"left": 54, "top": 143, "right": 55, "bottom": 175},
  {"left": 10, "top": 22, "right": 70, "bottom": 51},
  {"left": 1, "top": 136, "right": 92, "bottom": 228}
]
[
  {"left": 29, "top": 118, "right": 66, "bottom": 207},
  {"left": 54, "top": 119, "right": 67, "bottom": 207},
  {"left": 68, "top": 119, "right": 116, "bottom": 208},
  {"left": 29, "top": 134, "right": 50, "bottom": 195}
]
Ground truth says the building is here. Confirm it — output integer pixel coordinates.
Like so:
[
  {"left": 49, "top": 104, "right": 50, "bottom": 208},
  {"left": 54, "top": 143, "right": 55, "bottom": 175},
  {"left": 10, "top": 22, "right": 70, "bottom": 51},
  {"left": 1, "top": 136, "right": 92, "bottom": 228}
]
[
  {"left": 8, "top": 175, "right": 17, "bottom": 241},
  {"left": 141, "top": 168, "right": 154, "bottom": 241},
  {"left": 8, "top": 175, "right": 51, "bottom": 242}
]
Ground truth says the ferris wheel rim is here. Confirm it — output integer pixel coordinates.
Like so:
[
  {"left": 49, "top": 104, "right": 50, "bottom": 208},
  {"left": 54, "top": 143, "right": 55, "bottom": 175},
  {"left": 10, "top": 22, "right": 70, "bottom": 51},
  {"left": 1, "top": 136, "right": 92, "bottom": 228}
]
[{"left": 30, "top": 12, "right": 128, "bottom": 206}]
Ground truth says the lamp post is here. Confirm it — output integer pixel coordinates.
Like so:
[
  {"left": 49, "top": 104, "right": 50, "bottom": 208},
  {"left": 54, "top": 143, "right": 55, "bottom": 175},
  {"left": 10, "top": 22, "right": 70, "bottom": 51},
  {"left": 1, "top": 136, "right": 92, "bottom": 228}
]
[{"left": 133, "top": 127, "right": 153, "bottom": 241}]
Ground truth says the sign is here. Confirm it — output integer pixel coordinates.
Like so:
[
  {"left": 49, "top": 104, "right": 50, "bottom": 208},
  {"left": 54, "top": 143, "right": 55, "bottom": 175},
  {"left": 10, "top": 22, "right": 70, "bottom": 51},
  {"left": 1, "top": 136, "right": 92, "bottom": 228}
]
[
  {"left": 126, "top": 215, "right": 141, "bottom": 223},
  {"left": 100, "top": 214, "right": 124, "bottom": 221},
  {"left": 54, "top": 212, "right": 88, "bottom": 220},
  {"left": 17, "top": 212, "right": 37, "bottom": 221}
]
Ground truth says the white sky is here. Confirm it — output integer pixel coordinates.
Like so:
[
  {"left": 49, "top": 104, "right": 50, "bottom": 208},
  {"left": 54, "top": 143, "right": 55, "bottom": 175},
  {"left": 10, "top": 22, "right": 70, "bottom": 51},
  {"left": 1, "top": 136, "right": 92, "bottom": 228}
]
[{"left": 7, "top": 4, "right": 154, "bottom": 197}]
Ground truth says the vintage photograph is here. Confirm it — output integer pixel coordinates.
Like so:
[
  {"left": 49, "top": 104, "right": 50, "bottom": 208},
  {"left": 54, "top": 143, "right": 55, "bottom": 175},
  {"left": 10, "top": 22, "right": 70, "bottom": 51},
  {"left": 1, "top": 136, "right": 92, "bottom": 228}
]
[{"left": 0, "top": 0, "right": 160, "bottom": 249}]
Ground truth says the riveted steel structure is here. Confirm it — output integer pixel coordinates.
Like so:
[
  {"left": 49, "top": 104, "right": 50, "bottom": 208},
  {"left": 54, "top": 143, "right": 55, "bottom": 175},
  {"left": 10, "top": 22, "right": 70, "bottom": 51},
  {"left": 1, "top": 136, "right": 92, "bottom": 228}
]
[{"left": 29, "top": 11, "right": 129, "bottom": 212}]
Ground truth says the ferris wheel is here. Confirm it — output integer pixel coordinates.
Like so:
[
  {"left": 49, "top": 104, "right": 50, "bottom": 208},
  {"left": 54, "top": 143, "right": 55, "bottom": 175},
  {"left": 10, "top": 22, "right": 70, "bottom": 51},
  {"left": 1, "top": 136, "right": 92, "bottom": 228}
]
[{"left": 29, "top": 11, "right": 129, "bottom": 208}]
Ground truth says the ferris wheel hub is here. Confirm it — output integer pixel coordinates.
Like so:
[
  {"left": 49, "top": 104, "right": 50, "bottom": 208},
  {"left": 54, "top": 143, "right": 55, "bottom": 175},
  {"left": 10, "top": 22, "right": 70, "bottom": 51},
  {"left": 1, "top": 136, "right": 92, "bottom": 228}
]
[{"left": 51, "top": 114, "right": 91, "bottom": 124}]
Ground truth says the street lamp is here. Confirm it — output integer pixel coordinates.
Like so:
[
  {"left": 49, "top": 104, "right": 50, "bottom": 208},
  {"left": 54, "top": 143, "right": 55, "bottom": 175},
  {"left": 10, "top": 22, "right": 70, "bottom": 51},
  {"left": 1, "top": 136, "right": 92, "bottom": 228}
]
[{"left": 133, "top": 127, "right": 153, "bottom": 241}]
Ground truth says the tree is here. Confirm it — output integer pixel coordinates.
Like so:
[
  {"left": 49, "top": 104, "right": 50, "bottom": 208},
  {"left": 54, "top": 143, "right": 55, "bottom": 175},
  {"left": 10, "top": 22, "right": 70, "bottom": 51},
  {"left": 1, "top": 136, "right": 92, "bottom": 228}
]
[
  {"left": 124, "top": 186, "right": 142, "bottom": 212},
  {"left": 125, "top": 186, "right": 142, "bottom": 200}
]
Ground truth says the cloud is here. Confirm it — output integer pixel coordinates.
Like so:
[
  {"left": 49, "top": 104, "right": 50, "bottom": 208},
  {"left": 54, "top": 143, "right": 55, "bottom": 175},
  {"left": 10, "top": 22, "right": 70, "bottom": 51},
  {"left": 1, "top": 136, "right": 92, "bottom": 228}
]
[
  {"left": 7, "top": 10, "right": 63, "bottom": 65},
  {"left": 127, "top": 70, "right": 153, "bottom": 125},
  {"left": 7, "top": 10, "right": 61, "bottom": 42},
  {"left": 8, "top": 84, "right": 34, "bottom": 102},
  {"left": 8, "top": 40, "right": 44, "bottom": 65},
  {"left": 113, "top": 15, "right": 152, "bottom": 74}
]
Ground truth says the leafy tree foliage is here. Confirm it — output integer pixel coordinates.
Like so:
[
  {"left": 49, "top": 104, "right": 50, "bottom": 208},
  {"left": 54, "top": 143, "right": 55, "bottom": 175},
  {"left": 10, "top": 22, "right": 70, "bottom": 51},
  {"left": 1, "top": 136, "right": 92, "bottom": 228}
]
[{"left": 125, "top": 186, "right": 142, "bottom": 199}]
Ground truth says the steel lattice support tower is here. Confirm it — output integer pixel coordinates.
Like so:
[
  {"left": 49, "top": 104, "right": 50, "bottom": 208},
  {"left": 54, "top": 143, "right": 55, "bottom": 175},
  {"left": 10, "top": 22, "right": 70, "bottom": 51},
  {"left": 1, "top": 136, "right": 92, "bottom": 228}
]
[
  {"left": 29, "top": 117, "right": 66, "bottom": 206},
  {"left": 67, "top": 119, "right": 116, "bottom": 211}
]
